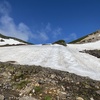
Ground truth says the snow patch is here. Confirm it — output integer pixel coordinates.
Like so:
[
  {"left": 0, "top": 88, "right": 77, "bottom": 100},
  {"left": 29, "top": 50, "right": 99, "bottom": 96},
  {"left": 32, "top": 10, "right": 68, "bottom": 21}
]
[{"left": 0, "top": 38, "right": 25, "bottom": 45}]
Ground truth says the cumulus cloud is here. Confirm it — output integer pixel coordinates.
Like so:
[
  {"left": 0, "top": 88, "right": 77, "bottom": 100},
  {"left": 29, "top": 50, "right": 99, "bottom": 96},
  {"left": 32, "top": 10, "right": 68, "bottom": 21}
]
[{"left": 0, "top": 1, "right": 34, "bottom": 41}]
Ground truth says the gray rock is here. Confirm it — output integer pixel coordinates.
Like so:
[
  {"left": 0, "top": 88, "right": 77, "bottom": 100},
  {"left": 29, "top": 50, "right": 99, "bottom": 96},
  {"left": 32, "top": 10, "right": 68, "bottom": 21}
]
[
  {"left": 19, "top": 96, "right": 37, "bottom": 100},
  {"left": 76, "top": 97, "right": 84, "bottom": 100},
  {"left": 51, "top": 74, "right": 56, "bottom": 79},
  {"left": 58, "top": 91, "right": 67, "bottom": 99},
  {"left": 90, "top": 97, "right": 94, "bottom": 100},
  {"left": 0, "top": 94, "right": 4, "bottom": 100},
  {"left": 96, "top": 90, "right": 100, "bottom": 95}
]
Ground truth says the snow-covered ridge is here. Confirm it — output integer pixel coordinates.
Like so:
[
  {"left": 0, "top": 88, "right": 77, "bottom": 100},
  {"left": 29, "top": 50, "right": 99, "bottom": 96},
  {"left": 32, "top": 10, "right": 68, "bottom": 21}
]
[
  {"left": 0, "top": 40, "right": 100, "bottom": 80},
  {"left": 0, "top": 33, "right": 28, "bottom": 46},
  {"left": 0, "top": 38, "right": 26, "bottom": 45}
]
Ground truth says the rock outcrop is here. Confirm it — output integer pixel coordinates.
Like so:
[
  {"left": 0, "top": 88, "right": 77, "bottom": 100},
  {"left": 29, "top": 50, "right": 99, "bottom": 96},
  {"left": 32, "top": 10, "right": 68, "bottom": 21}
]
[{"left": 53, "top": 40, "right": 67, "bottom": 46}]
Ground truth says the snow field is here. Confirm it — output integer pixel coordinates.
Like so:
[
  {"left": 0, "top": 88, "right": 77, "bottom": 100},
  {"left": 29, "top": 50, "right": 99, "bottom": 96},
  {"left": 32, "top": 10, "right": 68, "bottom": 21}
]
[{"left": 0, "top": 41, "right": 100, "bottom": 80}]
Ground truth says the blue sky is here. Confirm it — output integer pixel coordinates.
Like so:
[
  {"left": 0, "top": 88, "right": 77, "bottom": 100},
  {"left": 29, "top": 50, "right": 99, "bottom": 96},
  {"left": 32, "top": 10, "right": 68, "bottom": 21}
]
[{"left": 0, "top": 0, "right": 100, "bottom": 44}]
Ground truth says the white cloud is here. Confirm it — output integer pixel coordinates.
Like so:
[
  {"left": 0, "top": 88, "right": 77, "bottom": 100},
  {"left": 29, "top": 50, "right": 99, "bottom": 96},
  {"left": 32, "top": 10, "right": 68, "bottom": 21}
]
[
  {"left": 40, "top": 32, "right": 48, "bottom": 41},
  {"left": 36, "top": 23, "right": 50, "bottom": 41},
  {"left": 35, "top": 23, "right": 63, "bottom": 42},
  {"left": 45, "top": 23, "right": 51, "bottom": 32},
  {"left": 65, "top": 33, "right": 77, "bottom": 42},
  {"left": 0, "top": 1, "right": 34, "bottom": 41},
  {"left": 37, "top": 31, "right": 48, "bottom": 41},
  {"left": 0, "top": 1, "right": 11, "bottom": 15},
  {"left": 52, "top": 28, "right": 62, "bottom": 38},
  {"left": 0, "top": 1, "right": 63, "bottom": 43}
]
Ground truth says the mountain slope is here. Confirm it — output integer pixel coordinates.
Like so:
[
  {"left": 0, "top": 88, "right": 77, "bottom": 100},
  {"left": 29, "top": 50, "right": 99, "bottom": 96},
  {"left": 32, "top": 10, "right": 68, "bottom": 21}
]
[
  {"left": 0, "top": 62, "right": 100, "bottom": 100},
  {"left": 0, "top": 40, "right": 100, "bottom": 80},
  {"left": 0, "top": 33, "right": 32, "bottom": 46},
  {"left": 70, "top": 30, "right": 100, "bottom": 44}
]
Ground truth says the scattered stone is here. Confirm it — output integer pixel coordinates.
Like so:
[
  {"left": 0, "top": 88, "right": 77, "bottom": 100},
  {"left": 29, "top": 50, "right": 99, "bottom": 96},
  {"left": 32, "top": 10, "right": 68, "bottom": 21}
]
[
  {"left": 58, "top": 91, "right": 67, "bottom": 99},
  {"left": 0, "top": 94, "right": 4, "bottom": 100},
  {"left": 95, "top": 85, "right": 99, "bottom": 89},
  {"left": 19, "top": 93, "right": 23, "bottom": 96},
  {"left": 90, "top": 97, "right": 94, "bottom": 100},
  {"left": 76, "top": 97, "right": 84, "bottom": 100},
  {"left": 61, "top": 85, "right": 65, "bottom": 91},
  {"left": 32, "top": 89, "right": 35, "bottom": 93},
  {"left": 38, "top": 79, "right": 45, "bottom": 84},
  {"left": 19, "top": 96, "right": 37, "bottom": 100},
  {"left": 85, "top": 84, "right": 90, "bottom": 88},
  {"left": 0, "top": 62, "right": 100, "bottom": 99},
  {"left": 34, "top": 83, "right": 39, "bottom": 87},
  {"left": 50, "top": 74, "right": 55, "bottom": 79},
  {"left": 96, "top": 90, "right": 100, "bottom": 95},
  {"left": 76, "top": 82, "right": 80, "bottom": 85},
  {"left": 0, "top": 84, "right": 2, "bottom": 87},
  {"left": 29, "top": 93, "right": 32, "bottom": 96}
]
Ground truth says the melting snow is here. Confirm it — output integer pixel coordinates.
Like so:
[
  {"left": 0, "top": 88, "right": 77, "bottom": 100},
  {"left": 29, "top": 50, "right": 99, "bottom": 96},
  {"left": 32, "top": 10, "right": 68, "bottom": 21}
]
[{"left": 0, "top": 41, "right": 100, "bottom": 80}]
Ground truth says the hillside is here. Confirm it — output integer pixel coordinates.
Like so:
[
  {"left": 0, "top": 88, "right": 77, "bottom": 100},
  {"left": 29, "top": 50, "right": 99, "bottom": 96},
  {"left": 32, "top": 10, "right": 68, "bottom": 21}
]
[
  {"left": 0, "top": 41, "right": 100, "bottom": 80},
  {"left": 0, "top": 33, "right": 32, "bottom": 46},
  {"left": 0, "top": 32, "right": 100, "bottom": 99},
  {"left": 0, "top": 62, "right": 100, "bottom": 100},
  {"left": 70, "top": 30, "right": 100, "bottom": 44}
]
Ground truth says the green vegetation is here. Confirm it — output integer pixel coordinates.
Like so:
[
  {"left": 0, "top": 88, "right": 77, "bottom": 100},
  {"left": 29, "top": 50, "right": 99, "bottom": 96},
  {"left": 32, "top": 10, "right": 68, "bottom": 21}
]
[
  {"left": 13, "top": 80, "right": 30, "bottom": 90},
  {"left": 34, "top": 86, "right": 42, "bottom": 93},
  {"left": 0, "top": 34, "right": 9, "bottom": 39},
  {"left": 69, "top": 30, "right": 99, "bottom": 44},
  {"left": 44, "top": 95, "right": 52, "bottom": 100},
  {"left": 12, "top": 72, "right": 24, "bottom": 81},
  {"left": 69, "top": 35, "right": 88, "bottom": 43},
  {"left": 0, "top": 62, "right": 100, "bottom": 99},
  {"left": 53, "top": 40, "right": 67, "bottom": 46}
]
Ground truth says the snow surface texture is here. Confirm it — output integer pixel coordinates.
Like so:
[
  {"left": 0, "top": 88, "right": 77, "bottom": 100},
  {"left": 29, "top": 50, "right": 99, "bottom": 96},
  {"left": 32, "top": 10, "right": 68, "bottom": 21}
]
[
  {"left": 0, "top": 41, "right": 100, "bottom": 80},
  {"left": 0, "top": 38, "right": 25, "bottom": 45}
]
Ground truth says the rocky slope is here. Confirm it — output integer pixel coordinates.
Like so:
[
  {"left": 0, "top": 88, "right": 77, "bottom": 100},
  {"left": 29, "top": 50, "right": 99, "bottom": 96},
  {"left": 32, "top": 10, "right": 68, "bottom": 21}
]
[
  {"left": 0, "top": 32, "right": 100, "bottom": 100},
  {"left": 70, "top": 30, "right": 100, "bottom": 44},
  {"left": 0, "top": 62, "right": 100, "bottom": 100}
]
